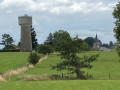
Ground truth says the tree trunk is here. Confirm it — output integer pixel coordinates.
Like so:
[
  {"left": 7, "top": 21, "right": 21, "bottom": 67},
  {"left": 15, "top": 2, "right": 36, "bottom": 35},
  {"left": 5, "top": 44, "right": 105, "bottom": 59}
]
[
  {"left": 76, "top": 69, "right": 86, "bottom": 79},
  {"left": 76, "top": 69, "right": 81, "bottom": 79}
]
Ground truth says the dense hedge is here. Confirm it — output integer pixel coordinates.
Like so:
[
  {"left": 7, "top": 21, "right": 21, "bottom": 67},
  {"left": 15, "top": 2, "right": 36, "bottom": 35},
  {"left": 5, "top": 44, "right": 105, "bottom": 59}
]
[{"left": 0, "top": 50, "right": 20, "bottom": 52}]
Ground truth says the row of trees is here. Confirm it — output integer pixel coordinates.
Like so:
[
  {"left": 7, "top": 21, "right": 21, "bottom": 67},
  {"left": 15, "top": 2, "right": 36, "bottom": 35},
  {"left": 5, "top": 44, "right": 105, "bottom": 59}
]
[
  {"left": 0, "top": 30, "right": 115, "bottom": 52},
  {"left": 84, "top": 37, "right": 115, "bottom": 49}
]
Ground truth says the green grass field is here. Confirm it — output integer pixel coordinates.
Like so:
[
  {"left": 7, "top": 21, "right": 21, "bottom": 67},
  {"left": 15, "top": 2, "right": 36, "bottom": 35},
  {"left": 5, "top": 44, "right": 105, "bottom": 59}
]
[
  {"left": 0, "top": 52, "right": 30, "bottom": 72},
  {"left": 0, "top": 80, "right": 120, "bottom": 90},
  {"left": 23, "top": 51, "right": 120, "bottom": 80},
  {"left": 0, "top": 51, "right": 120, "bottom": 90}
]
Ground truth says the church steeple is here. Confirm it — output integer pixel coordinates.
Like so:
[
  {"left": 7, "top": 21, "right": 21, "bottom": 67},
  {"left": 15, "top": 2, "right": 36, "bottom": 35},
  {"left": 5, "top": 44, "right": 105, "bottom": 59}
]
[
  {"left": 95, "top": 34, "right": 98, "bottom": 43},
  {"left": 93, "top": 33, "right": 100, "bottom": 49}
]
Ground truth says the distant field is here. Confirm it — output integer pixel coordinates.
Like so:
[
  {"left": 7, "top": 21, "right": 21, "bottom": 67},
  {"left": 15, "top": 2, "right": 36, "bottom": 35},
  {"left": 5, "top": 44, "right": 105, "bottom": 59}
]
[
  {"left": 0, "top": 80, "right": 120, "bottom": 90},
  {"left": 23, "top": 51, "right": 120, "bottom": 80},
  {"left": 0, "top": 52, "right": 30, "bottom": 72}
]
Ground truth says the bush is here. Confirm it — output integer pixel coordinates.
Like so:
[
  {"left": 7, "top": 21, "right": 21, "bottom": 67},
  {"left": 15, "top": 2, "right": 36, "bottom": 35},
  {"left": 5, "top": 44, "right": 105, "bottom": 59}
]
[
  {"left": 36, "top": 44, "right": 53, "bottom": 55},
  {"left": 3, "top": 45, "right": 16, "bottom": 50},
  {"left": 0, "top": 50, "right": 20, "bottom": 52},
  {"left": 28, "top": 52, "right": 40, "bottom": 65}
]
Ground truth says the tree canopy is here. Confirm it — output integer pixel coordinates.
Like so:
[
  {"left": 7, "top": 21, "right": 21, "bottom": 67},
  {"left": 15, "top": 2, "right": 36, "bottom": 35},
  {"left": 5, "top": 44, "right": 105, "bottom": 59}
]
[
  {"left": 51, "top": 36, "right": 99, "bottom": 79},
  {"left": 52, "top": 30, "right": 71, "bottom": 51},
  {"left": 31, "top": 26, "right": 38, "bottom": 50},
  {"left": 1, "top": 34, "right": 15, "bottom": 50},
  {"left": 113, "top": 2, "right": 120, "bottom": 41},
  {"left": 84, "top": 37, "right": 95, "bottom": 47},
  {"left": 44, "top": 33, "right": 53, "bottom": 46}
]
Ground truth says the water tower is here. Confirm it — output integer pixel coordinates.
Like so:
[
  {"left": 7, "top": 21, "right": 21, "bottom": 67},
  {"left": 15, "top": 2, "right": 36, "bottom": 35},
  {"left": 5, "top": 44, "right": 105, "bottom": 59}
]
[{"left": 18, "top": 14, "right": 32, "bottom": 52}]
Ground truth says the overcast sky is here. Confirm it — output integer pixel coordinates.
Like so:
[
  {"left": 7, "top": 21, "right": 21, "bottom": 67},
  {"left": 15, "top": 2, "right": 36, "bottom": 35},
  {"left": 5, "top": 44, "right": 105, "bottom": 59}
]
[{"left": 0, "top": 0, "right": 118, "bottom": 49}]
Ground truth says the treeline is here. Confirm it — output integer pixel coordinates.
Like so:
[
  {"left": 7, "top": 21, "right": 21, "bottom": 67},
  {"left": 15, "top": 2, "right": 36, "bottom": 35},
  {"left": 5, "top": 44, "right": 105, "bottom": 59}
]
[{"left": 0, "top": 28, "right": 116, "bottom": 53}]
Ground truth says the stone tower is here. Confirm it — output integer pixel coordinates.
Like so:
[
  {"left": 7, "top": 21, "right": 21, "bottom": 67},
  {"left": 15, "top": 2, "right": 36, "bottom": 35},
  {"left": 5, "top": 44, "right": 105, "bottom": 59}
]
[
  {"left": 93, "top": 34, "right": 100, "bottom": 49},
  {"left": 18, "top": 15, "right": 32, "bottom": 52}
]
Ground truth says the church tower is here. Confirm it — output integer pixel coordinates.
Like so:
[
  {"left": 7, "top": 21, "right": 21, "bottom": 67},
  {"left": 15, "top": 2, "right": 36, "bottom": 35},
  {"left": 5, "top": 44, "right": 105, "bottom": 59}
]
[{"left": 93, "top": 34, "right": 100, "bottom": 49}]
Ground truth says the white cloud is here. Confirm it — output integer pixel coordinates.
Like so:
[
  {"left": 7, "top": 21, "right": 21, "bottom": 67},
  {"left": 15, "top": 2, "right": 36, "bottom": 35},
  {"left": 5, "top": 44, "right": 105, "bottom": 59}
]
[
  {"left": 6, "top": 10, "right": 13, "bottom": 13},
  {"left": 0, "top": 0, "right": 116, "bottom": 14}
]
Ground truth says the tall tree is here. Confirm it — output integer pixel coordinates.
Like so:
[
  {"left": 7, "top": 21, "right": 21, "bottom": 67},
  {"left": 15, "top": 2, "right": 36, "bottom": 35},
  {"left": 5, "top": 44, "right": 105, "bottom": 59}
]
[
  {"left": 44, "top": 33, "right": 53, "bottom": 46},
  {"left": 51, "top": 36, "right": 99, "bottom": 79},
  {"left": 52, "top": 30, "right": 71, "bottom": 51},
  {"left": 31, "top": 26, "right": 38, "bottom": 50},
  {"left": 84, "top": 37, "right": 95, "bottom": 47},
  {"left": 113, "top": 2, "right": 120, "bottom": 41},
  {"left": 2, "top": 34, "right": 14, "bottom": 45},
  {"left": 1, "top": 34, "right": 15, "bottom": 50}
]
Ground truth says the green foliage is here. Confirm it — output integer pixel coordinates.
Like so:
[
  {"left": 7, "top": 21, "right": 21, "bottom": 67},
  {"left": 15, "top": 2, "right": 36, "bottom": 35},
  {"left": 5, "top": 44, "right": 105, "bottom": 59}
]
[
  {"left": 84, "top": 37, "right": 95, "bottom": 47},
  {"left": 37, "top": 44, "right": 53, "bottom": 55},
  {"left": 28, "top": 52, "right": 40, "bottom": 65},
  {"left": 44, "top": 33, "right": 53, "bottom": 46},
  {"left": 31, "top": 26, "right": 38, "bottom": 50},
  {"left": 102, "top": 43, "right": 110, "bottom": 48},
  {"left": 109, "top": 41, "right": 114, "bottom": 48},
  {"left": 52, "top": 30, "right": 71, "bottom": 51},
  {"left": 1, "top": 34, "right": 15, "bottom": 50},
  {"left": 3, "top": 45, "right": 16, "bottom": 50},
  {"left": 0, "top": 49, "right": 20, "bottom": 52},
  {"left": 113, "top": 2, "right": 120, "bottom": 41},
  {"left": 81, "top": 41, "right": 90, "bottom": 51},
  {"left": 51, "top": 36, "right": 99, "bottom": 79},
  {"left": 84, "top": 37, "right": 102, "bottom": 48}
]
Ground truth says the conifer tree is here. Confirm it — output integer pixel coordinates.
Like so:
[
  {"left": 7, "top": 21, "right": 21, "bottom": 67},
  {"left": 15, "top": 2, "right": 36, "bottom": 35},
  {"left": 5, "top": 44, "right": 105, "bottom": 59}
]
[{"left": 31, "top": 26, "right": 38, "bottom": 50}]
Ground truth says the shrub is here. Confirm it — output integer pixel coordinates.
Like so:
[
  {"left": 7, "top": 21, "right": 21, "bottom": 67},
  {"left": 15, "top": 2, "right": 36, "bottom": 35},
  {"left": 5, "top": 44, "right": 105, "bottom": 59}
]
[
  {"left": 28, "top": 52, "right": 40, "bottom": 65},
  {"left": 0, "top": 50, "right": 20, "bottom": 52},
  {"left": 36, "top": 44, "right": 53, "bottom": 55}
]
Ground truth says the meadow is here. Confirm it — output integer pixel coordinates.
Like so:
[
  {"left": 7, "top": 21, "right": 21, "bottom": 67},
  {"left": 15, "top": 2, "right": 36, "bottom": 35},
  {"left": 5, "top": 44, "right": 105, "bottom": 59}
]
[
  {"left": 23, "top": 51, "right": 120, "bottom": 80},
  {"left": 0, "top": 52, "right": 30, "bottom": 72},
  {"left": 0, "top": 51, "right": 120, "bottom": 90}
]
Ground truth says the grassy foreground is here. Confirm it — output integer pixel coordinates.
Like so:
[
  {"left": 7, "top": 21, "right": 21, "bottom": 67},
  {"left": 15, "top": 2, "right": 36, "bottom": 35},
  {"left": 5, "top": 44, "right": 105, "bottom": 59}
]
[{"left": 0, "top": 80, "right": 120, "bottom": 90}]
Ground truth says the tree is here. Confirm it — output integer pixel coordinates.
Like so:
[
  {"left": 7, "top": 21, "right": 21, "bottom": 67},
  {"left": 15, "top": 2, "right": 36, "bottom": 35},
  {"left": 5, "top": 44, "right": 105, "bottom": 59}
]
[
  {"left": 28, "top": 52, "right": 40, "bottom": 65},
  {"left": 53, "top": 30, "right": 71, "bottom": 51},
  {"left": 31, "top": 26, "right": 38, "bottom": 50},
  {"left": 81, "top": 41, "right": 90, "bottom": 51},
  {"left": 84, "top": 37, "right": 102, "bottom": 48},
  {"left": 2, "top": 34, "right": 15, "bottom": 50},
  {"left": 37, "top": 44, "right": 53, "bottom": 55},
  {"left": 102, "top": 43, "right": 110, "bottom": 48},
  {"left": 44, "top": 33, "right": 53, "bottom": 46},
  {"left": 84, "top": 37, "right": 95, "bottom": 47},
  {"left": 51, "top": 36, "right": 99, "bottom": 79},
  {"left": 109, "top": 41, "right": 114, "bottom": 48},
  {"left": 113, "top": 2, "right": 120, "bottom": 41}
]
